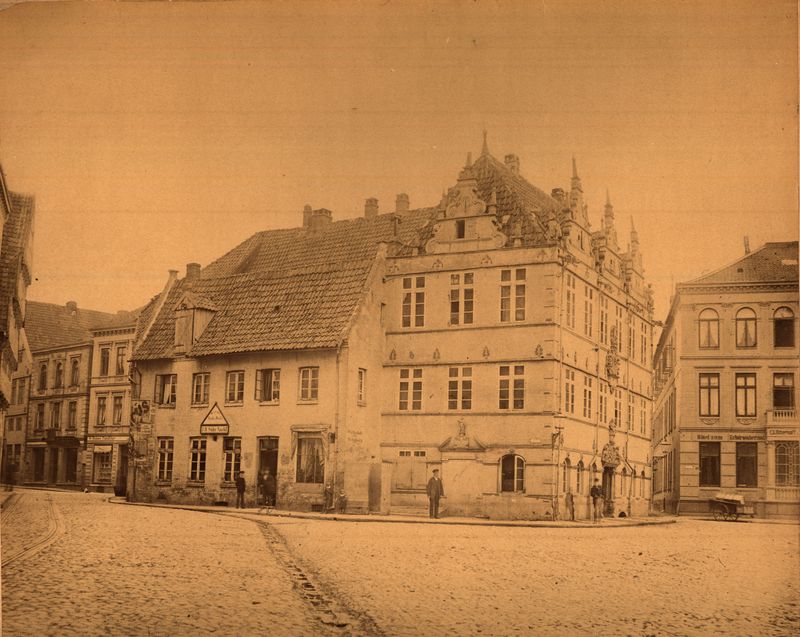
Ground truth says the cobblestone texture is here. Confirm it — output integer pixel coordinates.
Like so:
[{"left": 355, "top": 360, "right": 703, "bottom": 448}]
[
  {"left": 272, "top": 517, "right": 799, "bottom": 636},
  {"left": 1, "top": 489, "right": 329, "bottom": 636}
]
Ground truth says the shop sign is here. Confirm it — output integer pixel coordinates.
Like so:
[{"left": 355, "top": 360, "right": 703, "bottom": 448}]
[
  {"left": 691, "top": 432, "right": 764, "bottom": 442},
  {"left": 767, "top": 427, "right": 800, "bottom": 440},
  {"left": 200, "top": 403, "right": 229, "bottom": 435}
]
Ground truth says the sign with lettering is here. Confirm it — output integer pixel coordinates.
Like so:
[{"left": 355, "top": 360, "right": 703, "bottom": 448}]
[
  {"left": 767, "top": 428, "right": 800, "bottom": 440},
  {"left": 200, "top": 403, "right": 229, "bottom": 435},
  {"left": 690, "top": 432, "right": 763, "bottom": 442}
]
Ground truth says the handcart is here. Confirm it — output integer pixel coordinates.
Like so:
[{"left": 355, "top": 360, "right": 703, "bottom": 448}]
[{"left": 709, "top": 494, "right": 755, "bottom": 521}]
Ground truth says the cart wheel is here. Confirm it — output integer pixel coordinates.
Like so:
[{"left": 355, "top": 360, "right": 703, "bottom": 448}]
[
  {"left": 713, "top": 508, "right": 722, "bottom": 521},
  {"left": 731, "top": 512, "right": 739, "bottom": 521},
  {"left": 722, "top": 510, "right": 732, "bottom": 521}
]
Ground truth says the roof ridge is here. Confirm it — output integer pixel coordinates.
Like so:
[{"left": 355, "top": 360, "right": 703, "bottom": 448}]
[{"left": 685, "top": 241, "right": 798, "bottom": 285}]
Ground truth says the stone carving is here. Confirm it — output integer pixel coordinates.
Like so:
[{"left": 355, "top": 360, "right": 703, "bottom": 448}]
[
  {"left": 545, "top": 209, "right": 563, "bottom": 242},
  {"left": 483, "top": 346, "right": 490, "bottom": 358},
  {"left": 535, "top": 344, "right": 543, "bottom": 358},
  {"left": 601, "top": 422, "right": 622, "bottom": 467},
  {"left": 433, "top": 348, "right": 440, "bottom": 360},
  {"left": 481, "top": 254, "right": 493, "bottom": 265},
  {"left": 433, "top": 259, "right": 443, "bottom": 269},
  {"left": 644, "top": 284, "right": 655, "bottom": 313},
  {"left": 408, "top": 351, "right": 415, "bottom": 360},
  {"left": 389, "top": 349, "right": 396, "bottom": 361},
  {"left": 446, "top": 181, "right": 487, "bottom": 218},
  {"left": 606, "top": 327, "right": 620, "bottom": 383}
]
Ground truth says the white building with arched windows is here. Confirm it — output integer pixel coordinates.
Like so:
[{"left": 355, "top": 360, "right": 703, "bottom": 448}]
[{"left": 652, "top": 241, "right": 799, "bottom": 518}]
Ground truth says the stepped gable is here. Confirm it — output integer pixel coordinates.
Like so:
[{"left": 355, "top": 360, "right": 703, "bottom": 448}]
[
  {"left": 0, "top": 192, "right": 35, "bottom": 331},
  {"left": 133, "top": 209, "right": 438, "bottom": 361},
  {"left": 25, "top": 301, "right": 119, "bottom": 352},
  {"left": 686, "top": 241, "right": 799, "bottom": 286}
]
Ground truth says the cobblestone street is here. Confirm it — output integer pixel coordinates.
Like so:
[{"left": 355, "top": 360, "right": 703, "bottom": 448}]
[{"left": 2, "top": 489, "right": 798, "bottom": 636}]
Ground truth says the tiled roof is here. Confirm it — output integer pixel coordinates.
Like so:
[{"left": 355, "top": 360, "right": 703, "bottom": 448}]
[
  {"left": 25, "top": 301, "right": 119, "bottom": 352},
  {"left": 685, "top": 242, "right": 799, "bottom": 286},
  {"left": 0, "top": 192, "right": 35, "bottom": 331}
]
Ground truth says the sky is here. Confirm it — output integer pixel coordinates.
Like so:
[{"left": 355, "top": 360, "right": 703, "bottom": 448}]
[{"left": 0, "top": 0, "right": 797, "bottom": 321}]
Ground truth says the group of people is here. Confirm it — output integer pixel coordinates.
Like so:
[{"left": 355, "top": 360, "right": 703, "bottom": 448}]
[
  {"left": 233, "top": 469, "right": 276, "bottom": 509},
  {"left": 564, "top": 479, "right": 606, "bottom": 523}
]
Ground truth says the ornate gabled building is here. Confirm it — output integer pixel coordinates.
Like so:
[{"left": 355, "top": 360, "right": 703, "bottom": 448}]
[
  {"left": 652, "top": 241, "right": 799, "bottom": 518},
  {"left": 130, "top": 138, "right": 654, "bottom": 519}
]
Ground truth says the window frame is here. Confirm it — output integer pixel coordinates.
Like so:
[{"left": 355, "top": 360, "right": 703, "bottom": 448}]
[
  {"left": 773, "top": 373, "right": 795, "bottom": 409},
  {"left": 222, "top": 436, "right": 242, "bottom": 482},
  {"left": 399, "top": 368, "right": 422, "bottom": 411},
  {"left": 96, "top": 395, "right": 107, "bottom": 426},
  {"left": 401, "top": 276, "right": 426, "bottom": 328},
  {"left": 189, "top": 437, "right": 207, "bottom": 482},
  {"left": 99, "top": 346, "right": 111, "bottom": 377},
  {"left": 70, "top": 358, "right": 80, "bottom": 386},
  {"left": 698, "top": 308, "right": 720, "bottom": 349},
  {"left": 699, "top": 373, "right": 720, "bottom": 417},
  {"left": 115, "top": 346, "right": 127, "bottom": 376},
  {"left": 357, "top": 368, "right": 367, "bottom": 406},
  {"left": 735, "top": 307, "right": 757, "bottom": 348},
  {"left": 775, "top": 441, "right": 800, "bottom": 486},
  {"left": 735, "top": 373, "right": 757, "bottom": 417},
  {"left": 735, "top": 442, "right": 758, "bottom": 488},
  {"left": 38, "top": 363, "right": 48, "bottom": 391},
  {"left": 500, "top": 454, "right": 525, "bottom": 493},
  {"left": 295, "top": 434, "right": 325, "bottom": 484},
  {"left": 155, "top": 374, "right": 177, "bottom": 407},
  {"left": 255, "top": 368, "right": 281, "bottom": 404},
  {"left": 298, "top": 367, "right": 320, "bottom": 402},
  {"left": 157, "top": 437, "right": 174, "bottom": 482},
  {"left": 225, "top": 370, "right": 245, "bottom": 404},
  {"left": 192, "top": 372, "right": 210, "bottom": 406},
  {"left": 448, "top": 367, "right": 473, "bottom": 410},
  {"left": 773, "top": 307, "right": 795, "bottom": 348},
  {"left": 699, "top": 441, "right": 721, "bottom": 487}
]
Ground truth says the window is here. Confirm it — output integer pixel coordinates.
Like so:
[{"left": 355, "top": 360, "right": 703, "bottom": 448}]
[
  {"left": 155, "top": 374, "right": 177, "bottom": 406},
  {"left": 640, "top": 321, "right": 648, "bottom": 365},
  {"left": 562, "top": 458, "right": 571, "bottom": 493},
  {"left": 773, "top": 373, "right": 795, "bottom": 409},
  {"left": 157, "top": 438, "right": 174, "bottom": 481},
  {"left": 97, "top": 396, "right": 107, "bottom": 426},
  {"left": 499, "top": 366, "right": 525, "bottom": 410},
  {"left": 70, "top": 359, "right": 80, "bottom": 386},
  {"left": 627, "top": 392, "right": 634, "bottom": 430},
  {"left": 699, "top": 373, "right": 720, "bottom": 417},
  {"left": 582, "top": 376, "right": 593, "bottom": 419},
  {"left": 640, "top": 397, "right": 647, "bottom": 435},
  {"left": 399, "top": 368, "right": 422, "bottom": 410},
  {"left": 296, "top": 435, "right": 324, "bottom": 483},
  {"left": 455, "top": 219, "right": 466, "bottom": 239},
  {"left": 357, "top": 368, "right": 366, "bottom": 405},
  {"left": 449, "top": 273, "right": 474, "bottom": 325},
  {"left": 51, "top": 402, "right": 61, "bottom": 429},
  {"left": 93, "top": 451, "right": 112, "bottom": 483},
  {"left": 226, "top": 370, "right": 245, "bottom": 403},
  {"left": 401, "top": 276, "right": 425, "bottom": 327},
  {"left": 35, "top": 403, "right": 45, "bottom": 429},
  {"left": 298, "top": 367, "right": 319, "bottom": 402},
  {"left": 736, "top": 308, "right": 757, "bottom": 348},
  {"left": 67, "top": 401, "right": 77, "bottom": 429},
  {"left": 255, "top": 369, "right": 280, "bottom": 403},
  {"left": 564, "top": 369, "right": 575, "bottom": 414},
  {"left": 38, "top": 363, "right": 47, "bottom": 390},
  {"left": 774, "top": 307, "right": 795, "bottom": 347},
  {"left": 735, "top": 373, "right": 757, "bottom": 417},
  {"left": 499, "top": 269, "right": 526, "bottom": 322},
  {"left": 699, "top": 309, "right": 719, "bottom": 349},
  {"left": 54, "top": 362, "right": 63, "bottom": 389},
  {"left": 565, "top": 274, "right": 576, "bottom": 329},
  {"left": 192, "top": 373, "right": 210, "bottom": 405},
  {"left": 189, "top": 437, "right": 207, "bottom": 481},
  {"left": 628, "top": 320, "right": 635, "bottom": 358},
  {"left": 599, "top": 295, "right": 609, "bottom": 345},
  {"left": 116, "top": 346, "right": 127, "bottom": 375},
  {"left": 583, "top": 285, "right": 593, "bottom": 337},
  {"left": 448, "top": 367, "right": 472, "bottom": 410},
  {"left": 112, "top": 395, "right": 123, "bottom": 425},
  {"left": 640, "top": 470, "right": 645, "bottom": 497},
  {"left": 775, "top": 441, "right": 799, "bottom": 486},
  {"left": 598, "top": 383, "right": 607, "bottom": 424},
  {"left": 500, "top": 454, "right": 524, "bottom": 492},
  {"left": 576, "top": 461, "right": 585, "bottom": 494},
  {"left": 223, "top": 437, "right": 242, "bottom": 482},
  {"left": 100, "top": 347, "right": 110, "bottom": 376},
  {"left": 736, "top": 442, "right": 758, "bottom": 488},
  {"left": 699, "top": 442, "right": 721, "bottom": 487},
  {"left": 614, "top": 388, "right": 622, "bottom": 427}
]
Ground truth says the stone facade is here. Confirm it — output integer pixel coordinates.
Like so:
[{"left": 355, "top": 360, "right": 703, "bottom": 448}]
[{"left": 652, "top": 242, "right": 799, "bottom": 518}]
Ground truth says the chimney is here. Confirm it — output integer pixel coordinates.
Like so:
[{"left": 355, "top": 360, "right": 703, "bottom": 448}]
[
  {"left": 744, "top": 236, "right": 751, "bottom": 254},
  {"left": 364, "top": 197, "right": 379, "bottom": 218},
  {"left": 310, "top": 208, "right": 332, "bottom": 232},
  {"left": 395, "top": 193, "right": 410, "bottom": 214},
  {"left": 66, "top": 301, "right": 78, "bottom": 315},
  {"left": 302, "top": 204, "right": 313, "bottom": 228},
  {"left": 504, "top": 154, "right": 520, "bottom": 175},
  {"left": 186, "top": 262, "right": 201, "bottom": 281}
]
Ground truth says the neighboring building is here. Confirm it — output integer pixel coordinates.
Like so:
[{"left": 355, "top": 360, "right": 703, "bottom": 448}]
[
  {"left": 86, "top": 313, "right": 137, "bottom": 494},
  {"left": 131, "top": 139, "right": 654, "bottom": 519},
  {"left": 0, "top": 164, "right": 35, "bottom": 484},
  {"left": 23, "top": 301, "right": 118, "bottom": 487},
  {"left": 652, "top": 242, "right": 799, "bottom": 518}
]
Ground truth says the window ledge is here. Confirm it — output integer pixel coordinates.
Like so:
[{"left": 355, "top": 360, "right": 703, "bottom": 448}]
[
  {"left": 258, "top": 401, "right": 280, "bottom": 406},
  {"left": 154, "top": 480, "right": 173, "bottom": 486},
  {"left": 297, "top": 401, "right": 319, "bottom": 406},
  {"left": 155, "top": 404, "right": 176, "bottom": 410},
  {"left": 357, "top": 401, "right": 367, "bottom": 408},
  {"left": 224, "top": 402, "right": 244, "bottom": 408},
  {"left": 190, "top": 403, "right": 209, "bottom": 409},
  {"left": 185, "top": 481, "right": 206, "bottom": 487}
]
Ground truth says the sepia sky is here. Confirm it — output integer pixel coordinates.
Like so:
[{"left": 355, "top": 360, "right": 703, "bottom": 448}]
[{"left": 0, "top": 0, "right": 797, "bottom": 320}]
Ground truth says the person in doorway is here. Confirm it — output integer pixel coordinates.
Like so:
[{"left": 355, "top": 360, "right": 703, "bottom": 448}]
[
  {"left": 259, "top": 470, "right": 276, "bottom": 507},
  {"left": 565, "top": 490, "right": 575, "bottom": 521},
  {"left": 590, "top": 478, "right": 604, "bottom": 523},
  {"left": 235, "top": 471, "right": 247, "bottom": 508},
  {"left": 427, "top": 468, "right": 445, "bottom": 519}
]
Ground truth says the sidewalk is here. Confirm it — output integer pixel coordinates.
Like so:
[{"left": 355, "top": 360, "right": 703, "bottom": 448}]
[{"left": 109, "top": 497, "right": 676, "bottom": 529}]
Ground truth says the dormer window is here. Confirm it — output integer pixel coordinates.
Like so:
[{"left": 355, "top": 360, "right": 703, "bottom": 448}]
[{"left": 173, "top": 292, "right": 217, "bottom": 354}]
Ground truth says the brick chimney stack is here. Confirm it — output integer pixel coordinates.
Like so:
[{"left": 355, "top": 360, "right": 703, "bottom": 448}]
[
  {"left": 395, "top": 193, "right": 410, "bottom": 214},
  {"left": 364, "top": 198, "right": 379, "bottom": 218},
  {"left": 302, "top": 204, "right": 313, "bottom": 228},
  {"left": 310, "top": 208, "right": 332, "bottom": 232},
  {"left": 504, "top": 154, "right": 520, "bottom": 175},
  {"left": 66, "top": 301, "right": 77, "bottom": 315},
  {"left": 186, "top": 262, "right": 201, "bottom": 281}
]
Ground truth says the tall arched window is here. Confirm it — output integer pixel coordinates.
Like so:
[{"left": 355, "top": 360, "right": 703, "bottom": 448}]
[
  {"left": 500, "top": 454, "right": 525, "bottom": 492},
  {"left": 591, "top": 462, "right": 599, "bottom": 487},
  {"left": 576, "top": 460, "right": 584, "bottom": 494},
  {"left": 640, "top": 470, "right": 646, "bottom": 497},
  {"left": 620, "top": 468, "right": 627, "bottom": 496},
  {"left": 70, "top": 359, "right": 80, "bottom": 386},
  {"left": 38, "top": 363, "right": 48, "bottom": 391},
  {"left": 775, "top": 442, "right": 800, "bottom": 486},
  {"left": 736, "top": 308, "right": 757, "bottom": 348},
  {"left": 699, "top": 309, "right": 719, "bottom": 349},
  {"left": 631, "top": 470, "right": 637, "bottom": 498},
  {"left": 54, "top": 362, "right": 63, "bottom": 389},
  {"left": 562, "top": 458, "right": 571, "bottom": 493},
  {"left": 774, "top": 307, "right": 795, "bottom": 348}
]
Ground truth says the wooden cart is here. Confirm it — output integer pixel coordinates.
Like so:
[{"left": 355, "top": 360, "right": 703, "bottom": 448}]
[{"left": 710, "top": 494, "right": 755, "bottom": 521}]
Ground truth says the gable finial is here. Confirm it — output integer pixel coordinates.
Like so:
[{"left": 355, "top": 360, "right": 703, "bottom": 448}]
[
  {"left": 606, "top": 188, "right": 611, "bottom": 206},
  {"left": 465, "top": 151, "right": 473, "bottom": 168},
  {"left": 481, "top": 129, "right": 489, "bottom": 156},
  {"left": 572, "top": 155, "right": 578, "bottom": 179}
]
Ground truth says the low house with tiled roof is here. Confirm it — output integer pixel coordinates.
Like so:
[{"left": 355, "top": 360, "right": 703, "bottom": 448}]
[
  {"left": 131, "top": 137, "right": 655, "bottom": 520},
  {"left": 0, "top": 164, "right": 35, "bottom": 486},
  {"left": 24, "top": 300, "right": 120, "bottom": 487},
  {"left": 652, "top": 241, "right": 799, "bottom": 518}
]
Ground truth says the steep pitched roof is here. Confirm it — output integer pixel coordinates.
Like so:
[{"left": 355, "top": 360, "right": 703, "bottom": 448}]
[
  {"left": 0, "top": 191, "right": 35, "bottom": 330},
  {"left": 685, "top": 242, "right": 799, "bottom": 286},
  {"left": 25, "top": 301, "right": 119, "bottom": 352}
]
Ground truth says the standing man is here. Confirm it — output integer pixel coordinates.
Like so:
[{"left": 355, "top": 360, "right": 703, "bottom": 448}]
[
  {"left": 426, "top": 468, "right": 445, "bottom": 519},
  {"left": 590, "top": 478, "right": 603, "bottom": 523},
  {"left": 565, "top": 490, "right": 575, "bottom": 521},
  {"left": 235, "top": 471, "right": 247, "bottom": 509},
  {"left": 260, "top": 470, "right": 276, "bottom": 507}
]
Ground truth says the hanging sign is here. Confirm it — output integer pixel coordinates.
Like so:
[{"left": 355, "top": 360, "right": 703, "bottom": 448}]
[{"left": 200, "top": 403, "right": 229, "bottom": 435}]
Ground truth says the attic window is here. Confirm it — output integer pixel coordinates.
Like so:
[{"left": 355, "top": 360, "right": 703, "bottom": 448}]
[
  {"left": 737, "top": 267, "right": 744, "bottom": 273},
  {"left": 456, "top": 219, "right": 466, "bottom": 239}
]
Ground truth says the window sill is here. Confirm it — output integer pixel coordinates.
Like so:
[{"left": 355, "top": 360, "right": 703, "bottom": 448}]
[
  {"left": 190, "top": 403, "right": 209, "bottom": 409},
  {"left": 186, "top": 481, "right": 206, "bottom": 487},
  {"left": 258, "top": 401, "right": 280, "bottom": 406},
  {"left": 357, "top": 401, "right": 366, "bottom": 408},
  {"left": 154, "top": 480, "right": 173, "bottom": 486},
  {"left": 224, "top": 402, "right": 244, "bottom": 407},
  {"left": 297, "top": 401, "right": 319, "bottom": 406},
  {"left": 155, "top": 404, "right": 176, "bottom": 409}
]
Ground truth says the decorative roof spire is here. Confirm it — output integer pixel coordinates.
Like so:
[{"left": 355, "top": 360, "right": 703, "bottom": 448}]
[
  {"left": 481, "top": 129, "right": 489, "bottom": 156},
  {"left": 572, "top": 155, "right": 578, "bottom": 179},
  {"left": 466, "top": 151, "right": 473, "bottom": 168},
  {"left": 606, "top": 188, "right": 611, "bottom": 207},
  {"left": 630, "top": 217, "right": 639, "bottom": 247}
]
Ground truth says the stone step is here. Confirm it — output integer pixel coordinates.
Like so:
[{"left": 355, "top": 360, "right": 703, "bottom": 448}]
[{"left": 389, "top": 505, "right": 430, "bottom": 517}]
